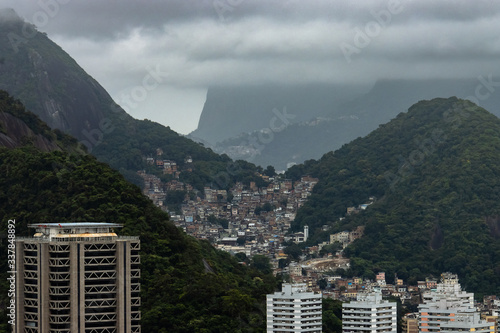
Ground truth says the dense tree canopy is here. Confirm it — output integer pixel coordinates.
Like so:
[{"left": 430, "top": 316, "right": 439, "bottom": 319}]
[
  {"left": 0, "top": 146, "right": 279, "bottom": 332},
  {"left": 288, "top": 98, "right": 500, "bottom": 296}
]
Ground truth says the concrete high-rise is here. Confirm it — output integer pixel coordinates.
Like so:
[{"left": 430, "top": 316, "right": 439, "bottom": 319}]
[
  {"left": 418, "top": 273, "right": 493, "bottom": 333},
  {"left": 440, "top": 312, "right": 495, "bottom": 333},
  {"left": 266, "top": 283, "right": 322, "bottom": 332},
  {"left": 342, "top": 290, "right": 397, "bottom": 333},
  {"left": 15, "top": 222, "right": 140, "bottom": 333}
]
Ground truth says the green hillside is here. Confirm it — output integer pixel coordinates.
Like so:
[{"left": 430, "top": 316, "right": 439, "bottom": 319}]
[
  {"left": 0, "top": 92, "right": 277, "bottom": 332},
  {"left": 289, "top": 97, "right": 500, "bottom": 295},
  {"left": 0, "top": 10, "right": 263, "bottom": 191},
  {"left": 91, "top": 115, "right": 267, "bottom": 190}
]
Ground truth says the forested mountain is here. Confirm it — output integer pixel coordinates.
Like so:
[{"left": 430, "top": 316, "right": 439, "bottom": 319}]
[
  {"left": 0, "top": 91, "right": 278, "bottom": 332},
  {"left": 0, "top": 9, "right": 262, "bottom": 189},
  {"left": 288, "top": 97, "right": 500, "bottom": 296}
]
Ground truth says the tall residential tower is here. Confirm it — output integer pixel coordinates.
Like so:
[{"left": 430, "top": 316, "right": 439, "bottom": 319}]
[
  {"left": 15, "top": 222, "right": 140, "bottom": 333},
  {"left": 266, "top": 283, "right": 322, "bottom": 332},
  {"left": 342, "top": 290, "right": 397, "bottom": 333}
]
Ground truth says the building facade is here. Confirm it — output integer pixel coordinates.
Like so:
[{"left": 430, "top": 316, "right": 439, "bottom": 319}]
[
  {"left": 440, "top": 312, "right": 495, "bottom": 333},
  {"left": 402, "top": 313, "right": 419, "bottom": 333},
  {"left": 15, "top": 223, "right": 140, "bottom": 333},
  {"left": 342, "top": 290, "right": 397, "bottom": 333},
  {"left": 418, "top": 273, "right": 493, "bottom": 333},
  {"left": 266, "top": 283, "right": 322, "bottom": 332}
]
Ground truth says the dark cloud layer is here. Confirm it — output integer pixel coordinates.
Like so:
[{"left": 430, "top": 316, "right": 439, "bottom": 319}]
[{"left": 2, "top": 0, "right": 500, "bottom": 133}]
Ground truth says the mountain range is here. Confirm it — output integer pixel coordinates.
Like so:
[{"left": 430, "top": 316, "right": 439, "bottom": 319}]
[
  {"left": 193, "top": 78, "right": 500, "bottom": 170},
  {"left": 189, "top": 83, "right": 369, "bottom": 145},
  {"left": 0, "top": 9, "right": 281, "bottom": 332}
]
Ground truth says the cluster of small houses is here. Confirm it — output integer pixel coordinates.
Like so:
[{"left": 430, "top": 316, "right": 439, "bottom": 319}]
[
  {"left": 144, "top": 148, "right": 194, "bottom": 178},
  {"left": 286, "top": 269, "right": 500, "bottom": 316},
  {"left": 139, "top": 159, "right": 322, "bottom": 258},
  {"left": 178, "top": 177, "right": 320, "bottom": 257},
  {"left": 287, "top": 269, "right": 426, "bottom": 302},
  {"left": 139, "top": 161, "right": 380, "bottom": 290}
]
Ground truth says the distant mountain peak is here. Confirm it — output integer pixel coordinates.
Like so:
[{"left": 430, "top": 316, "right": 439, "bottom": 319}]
[{"left": 0, "top": 8, "right": 22, "bottom": 23}]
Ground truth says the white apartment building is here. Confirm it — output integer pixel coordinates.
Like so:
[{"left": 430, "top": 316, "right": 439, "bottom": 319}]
[
  {"left": 419, "top": 272, "right": 493, "bottom": 333},
  {"left": 266, "top": 283, "right": 322, "bottom": 333},
  {"left": 342, "top": 290, "right": 397, "bottom": 333},
  {"left": 440, "top": 312, "right": 495, "bottom": 333}
]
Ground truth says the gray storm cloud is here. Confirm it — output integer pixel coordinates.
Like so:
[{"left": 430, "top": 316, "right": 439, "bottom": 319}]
[
  {"left": 2, "top": 0, "right": 500, "bottom": 133},
  {"left": 6, "top": 0, "right": 497, "bottom": 83}
]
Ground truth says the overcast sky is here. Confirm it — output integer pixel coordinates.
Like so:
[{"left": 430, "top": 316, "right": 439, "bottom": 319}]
[{"left": 3, "top": 0, "right": 500, "bottom": 134}]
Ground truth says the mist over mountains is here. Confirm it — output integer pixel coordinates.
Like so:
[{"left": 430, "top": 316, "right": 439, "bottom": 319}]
[
  {"left": 0, "top": 8, "right": 123, "bottom": 143},
  {"left": 0, "top": 11, "right": 277, "bottom": 331},
  {"left": 190, "top": 83, "right": 370, "bottom": 144},
  {"left": 191, "top": 77, "right": 500, "bottom": 169}
]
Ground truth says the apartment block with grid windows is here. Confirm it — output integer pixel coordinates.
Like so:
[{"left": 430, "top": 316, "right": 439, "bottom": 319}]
[
  {"left": 418, "top": 272, "right": 494, "bottom": 333},
  {"left": 342, "top": 290, "right": 397, "bottom": 333},
  {"left": 266, "top": 283, "right": 322, "bottom": 332},
  {"left": 15, "top": 222, "right": 140, "bottom": 333},
  {"left": 440, "top": 312, "right": 495, "bottom": 333}
]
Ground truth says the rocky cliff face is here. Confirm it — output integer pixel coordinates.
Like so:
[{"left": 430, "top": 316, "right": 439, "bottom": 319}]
[
  {"left": 0, "top": 111, "right": 60, "bottom": 151},
  {"left": 0, "top": 9, "right": 125, "bottom": 142},
  {"left": 190, "top": 83, "right": 368, "bottom": 144},
  {"left": 0, "top": 89, "right": 86, "bottom": 153}
]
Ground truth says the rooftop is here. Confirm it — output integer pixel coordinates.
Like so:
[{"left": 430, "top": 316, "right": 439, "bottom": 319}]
[
  {"left": 23, "top": 222, "right": 126, "bottom": 242},
  {"left": 28, "top": 222, "right": 123, "bottom": 228}
]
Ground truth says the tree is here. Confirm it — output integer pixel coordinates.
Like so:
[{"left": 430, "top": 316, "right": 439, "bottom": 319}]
[
  {"left": 318, "top": 278, "right": 328, "bottom": 290},
  {"left": 251, "top": 255, "right": 272, "bottom": 275},
  {"left": 234, "top": 252, "right": 247, "bottom": 263},
  {"left": 284, "top": 243, "right": 302, "bottom": 261},
  {"left": 207, "top": 215, "right": 228, "bottom": 229},
  {"left": 322, "top": 298, "right": 343, "bottom": 333},
  {"left": 237, "top": 237, "right": 246, "bottom": 246},
  {"left": 264, "top": 165, "right": 276, "bottom": 177},
  {"left": 320, "top": 242, "right": 342, "bottom": 256},
  {"left": 262, "top": 202, "right": 274, "bottom": 212}
]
